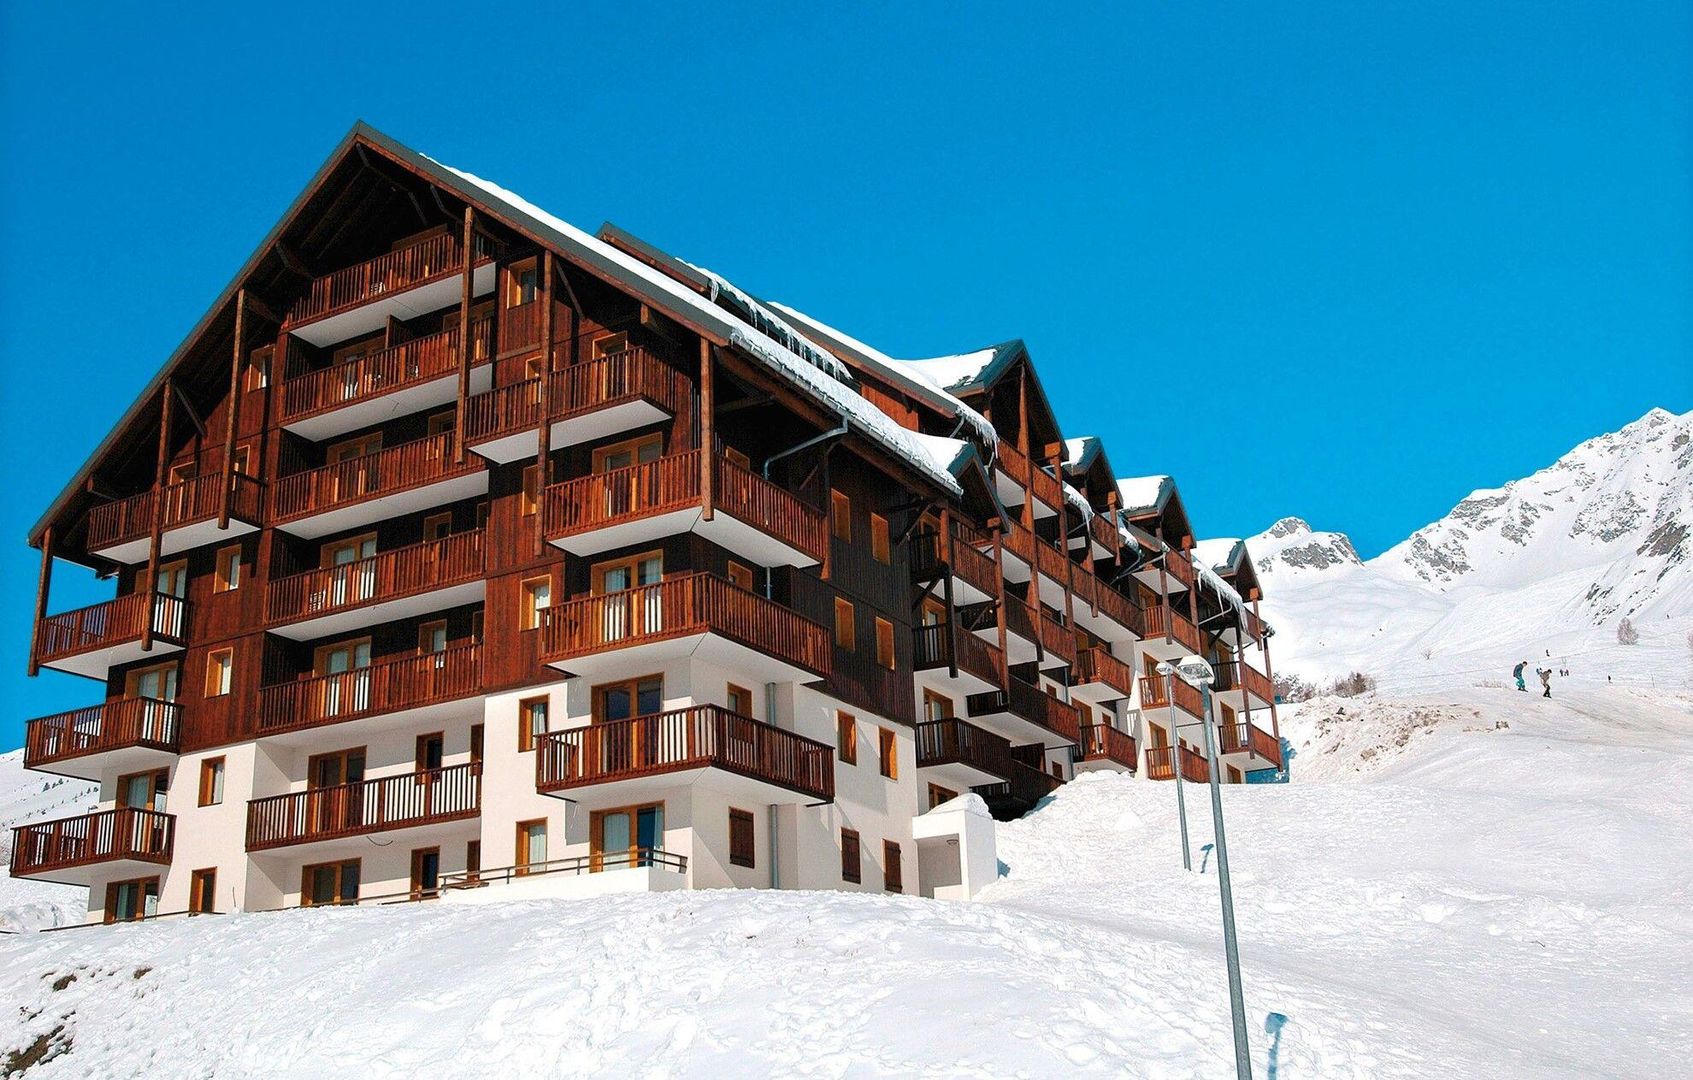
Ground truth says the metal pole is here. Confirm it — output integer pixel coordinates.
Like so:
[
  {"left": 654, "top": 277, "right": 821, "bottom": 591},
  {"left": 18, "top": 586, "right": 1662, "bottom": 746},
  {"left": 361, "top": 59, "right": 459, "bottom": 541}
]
[
  {"left": 1200, "top": 681, "right": 1252, "bottom": 1079},
  {"left": 1168, "top": 670, "right": 1190, "bottom": 871}
]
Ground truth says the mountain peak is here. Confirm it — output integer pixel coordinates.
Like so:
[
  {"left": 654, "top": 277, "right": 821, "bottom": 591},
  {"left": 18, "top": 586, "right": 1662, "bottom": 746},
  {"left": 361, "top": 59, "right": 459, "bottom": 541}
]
[{"left": 1249, "top": 518, "right": 1362, "bottom": 578}]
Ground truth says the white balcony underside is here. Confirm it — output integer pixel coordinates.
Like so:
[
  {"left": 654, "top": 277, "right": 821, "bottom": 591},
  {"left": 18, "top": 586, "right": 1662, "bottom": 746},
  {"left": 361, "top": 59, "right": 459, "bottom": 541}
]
[
  {"left": 918, "top": 759, "right": 1005, "bottom": 792},
  {"left": 965, "top": 708, "right": 1076, "bottom": 749},
  {"left": 1132, "top": 566, "right": 1190, "bottom": 594},
  {"left": 470, "top": 400, "right": 671, "bottom": 464},
  {"left": 283, "top": 366, "right": 493, "bottom": 442},
  {"left": 546, "top": 631, "right": 818, "bottom": 685},
  {"left": 268, "top": 581, "right": 487, "bottom": 642},
  {"left": 971, "top": 624, "right": 1038, "bottom": 666},
  {"left": 31, "top": 743, "right": 176, "bottom": 782},
  {"left": 948, "top": 575, "right": 994, "bottom": 606},
  {"left": 1075, "top": 758, "right": 1135, "bottom": 776},
  {"left": 994, "top": 473, "right": 1057, "bottom": 519},
  {"left": 549, "top": 507, "right": 820, "bottom": 568},
  {"left": 916, "top": 665, "right": 999, "bottom": 700},
  {"left": 289, "top": 264, "right": 495, "bottom": 347},
  {"left": 540, "top": 764, "right": 823, "bottom": 811},
  {"left": 248, "top": 815, "right": 481, "bottom": 863},
  {"left": 1069, "top": 679, "right": 1128, "bottom": 705},
  {"left": 1071, "top": 605, "right": 1140, "bottom": 644},
  {"left": 92, "top": 517, "right": 261, "bottom": 567},
  {"left": 258, "top": 694, "right": 487, "bottom": 749},
  {"left": 1138, "top": 636, "right": 1191, "bottom": 662},
  {"left": 273, "top": 472, "right": 490, "bottom": 540},
  {"left": 16, "top": 855, "right": 170, "bottom": 889},
  {"left": 43, "top": 639, "right": 186, "bottom": 682}
]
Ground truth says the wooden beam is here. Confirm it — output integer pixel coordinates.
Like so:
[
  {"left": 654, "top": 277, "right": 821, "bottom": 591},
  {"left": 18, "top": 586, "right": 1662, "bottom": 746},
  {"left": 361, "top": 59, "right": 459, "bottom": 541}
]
[
  {"left": 240, "top": 292, "right": 283, "bottom": 327},
  {"left": 699, "top": 339, "right": 714, "bottom": 523},
  {"left": 219, "top": 289, "right": 245, "bottom": 528},
  {"left": 141, "top": 379, "right": 174, "bottom": 651},
  {"left": 534, "top": 251, "right": 555, "bottom": 555},
  {"left": 27, "top": 526, "right": 52, "bottom": 677},
  {"left": 273, "top": 239, "right": 315, "bottom": 280},
  {"left": 452, "top": 206, "right": 474, "bottom": 464},
  {"left": 172, "top": 383, "right": 207, "bottom": 440}
]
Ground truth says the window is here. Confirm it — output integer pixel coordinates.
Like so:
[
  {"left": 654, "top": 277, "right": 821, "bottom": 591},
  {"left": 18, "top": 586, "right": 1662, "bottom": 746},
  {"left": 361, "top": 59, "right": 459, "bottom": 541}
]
[
  {"left": 476, "top": 500, "right": 490, "bottom": 529},
  {"left": 870, "top": 514, "right": 891, "bottom": 563},
  {"left": 155, "top": 559, "right": 188, "bottom": 599},
  {"left": 830, "top": 490, "right": 851, "bottom": 542},
  {"left": 117, "top": 769, "right": 168, "bottom": 811},
  {"left": 471, "top": 609, "right": 485, "bottom": 643},
  {"left": 927, "top": 783, "right": 958, "bottom": 810},
  {"left": 189, "top": 869, "right": 217, "bottom": 914},
  {"left": 591, "top": 803, "right": 664, "bottom": 870},
  {"left": 124, "top": 661, "right": 179, "bottom": 703},
  {"left": 466, "top": 841, "right": 482, "bottom": 885},
  {"left": 837, "top": 712, "right": 857, "bottom": 765},
  {"left": 727, "top": 684, "right": 754, "bottom": 716},
  {"left": 515, "top": 819, "right": 548, "bottom": 875},
  {"left": 1050, "top": 760, "right": 1063, "bottom": 780},
  {"left": 878, "top": 727, "right": 898, "bottom": 780},
  {"left": 591, "top": 433, "right": 662, "bottom": 474},
  {"left": 521, "top": 576, "right": 552, "bottom": 630},
  {"left": 518, "top": 696, "right": 549, "bottom": 752},
  {"left": 922, "top": 689, "right": 953, "bottom": 723},
  {"left": 410, "top": 847, "right": 441, "bottom": 898},
  {"left": 415, "top": 732, "right": 444, "bottom": 774},
  {"left": 105, "top": 878, "right": 159, "bottom": 924},
  {"left": 883, "top": 840, "right": 903, "bottom": 893},
  {"left": 593, "top": 675, "right": 663, "bottom": 722},
  {"left": 729, "top": 808, "right": 755, "bottom": 868},
  {"left": 592, "top": 551, "right": 664, "bottom": 596},
  {"left": 727, "top": 561, "right": 755, "bottom": 591},
  {"left": 198, "top": 758, "right": 225, "bottom": 807},
  {"left": 423, "top": 512, "right": 452, "bottom": 541},
  {"left": 520, "top": 464, "right": 541, "bottom": 516},
  {"left": 834, "top": 598, "right": 855, "bottom": 651},
  {"left": 230, "top": 445, "right": 252, "bottom": 477},
  {"left": 427, "top": 410, "right": 455, "bottom": 439},
  {"left": 205, "top": 648, "right": 234, "bottom": 697},
  {"left": 246, "top": 346, "right": 272, "bottom": 392},
  {"left": 214, "top": 545, "right": 242, "bottom": 592},
  {"left": 722, "top": 445, "right": 752, "bottom": 471},
  {"left": 327, "top": 432, "right": 382, "bottom": 464},
  {"left": 507, "top": 257, "right": 539, "bottom": 307},
  {"left": 875, "top": 617, "right": 895, "bottom": 670},
  {"left": 841, "top": 828, "right": 862, "bottom": 884},
  {"left": 418, "top": 620, "right": 448, "bottom": 655},
  {"left": 470, "top": 723, "right": 484, "bottom": 765},
  {"left": 1227, "top": 765, "right": 1244, "bottom": 785},
  {"left": 301, "top": 860, "right": 360, "bottom": 907},
  {"left": 592, "top": 332, "right": 629, "bottom": 358}
]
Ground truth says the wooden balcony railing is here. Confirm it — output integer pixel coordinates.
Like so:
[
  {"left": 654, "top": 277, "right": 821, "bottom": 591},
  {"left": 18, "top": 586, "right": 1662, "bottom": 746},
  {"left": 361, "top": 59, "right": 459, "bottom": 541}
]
[
  {"left": 1147, "top": 550, "right": 1196, "bottom": 590},
  {"left": 1140, "top": 674, "right": 1205, "bottom": 719},
  {"left": 912, "top": 622, "right": 1004, "bottom": 686},
  {"left": 535, "top": 705, "right": 833, "bottom": 802},
  {"left": 267, "top": 530, "right": 485, "bottom": 624},
  {"left": 1034, "top": 535, "right": 1073, "bottom": 587},
  {"left": 465, "top": 348, "right": 693, "bottom": 446},
  {"left": 1213, "top": 658, "right": 1275, "bottom": 703},
  {"left": 1038, "top": 610, "right": 1075, "bottom": 662},
  {"left": 974, "top": 760, "right": 1061, "bottom": 810},
  {"left": 1087, "top": 511, "right": 1121, "bottom": 556},
  {"left": 281, "top": 320, "right": 493, "bottom": 423},
  {"left": 1146, "top": 745, "right": 1209, "bottom": 783},
  {"left": 1078, "top": 723, "right": 1138, "bottom": 768},
  {"left": 1219, "top": 720, "right": 1282, "bottom": 767},
  {"left": 10, "top": 808, "right": 174, "bottom": 878},
  {"left": 271, "top": 433, "right": 482, "bottom": 523},
  {"left": 538, "top": 573, "right": 829, "bottom": 677},
  {"left": 544, "top": 451, "right": 827, "bottom": 564},
  {"left": 23, "top": 698, "right": 180, "bottom": 771},
  {"left": 87, "top": 473, "right": 264, "bottom": 553},
  {"left": 1072, "top": 647, "right": 1137, "bottom": 698},
  {"left": 34, "top": 593, "right": 188, "bottom": 669},
  {"left": 285, "top": 232, "right": 493, "bottom": 327},
  {"left": 1143, "top": 603, "right": 1202, "bottom": 653},
  {"left": 246, "top": 763, "right": 481, "bottom": 851},
  {"left": 911, "top": 526, "right": 1001, "bottom": 601},
  {"left": 1070, "top": 565, "right": 1146, "bottom": 637},
  {"left": 915, "top": 718, "right": 1014, "bottom": 779},
  {"left": 256, "top": 644, "right": 482, "bottom": 735},
  {"left": 966, "top": 677, "right": 1081, "bottom": 743},
  {"left": 996, "top": 443, "right": 1064, "bottom": 511}
]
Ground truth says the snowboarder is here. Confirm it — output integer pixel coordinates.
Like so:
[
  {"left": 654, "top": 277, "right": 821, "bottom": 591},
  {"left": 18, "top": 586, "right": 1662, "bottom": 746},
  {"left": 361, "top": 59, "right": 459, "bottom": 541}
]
[
  {"left": 1540, "top": 668, "right": 1552, "bottom": 699},
  {"left": 1513, "top": 661, "right": 1527, "bottom": 692}
]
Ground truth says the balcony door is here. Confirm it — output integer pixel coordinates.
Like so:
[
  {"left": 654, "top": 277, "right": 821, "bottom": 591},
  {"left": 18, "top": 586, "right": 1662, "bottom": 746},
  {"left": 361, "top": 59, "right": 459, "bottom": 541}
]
[
  {"left": 124, "top": 662, "right": 179, "bottom": 743},
  {"left": 105, "top": 877, "right": 160, "bottom": 924},
  {"left": 591, "top": 803, "right": 664, "bottom": 872},
  {"left": 326, "top": 434, "right": 383, "bottom": 501},
  {"left": 117, "top": 768, "right": 168, "bottom": 812},
  {"left": 308, "top": 748, "right": 367, "bottom": 834},
  {"left": 591, "top": 675, "right": 663, "bottom": 775},
  {"left": 593, "top": 553, "right": 663, "bottom": 641},
  {"left": 315, "top": 638, "right": 371, "bottom": 717},
  {"left": 322, "top": 534, "right": 378, "bottom": 608},
  {"left": 333, "top": 335, "right": 384, "bottom": 402},
  {"left": 592, "top": 434, "right": 662, "bottom": 520}
]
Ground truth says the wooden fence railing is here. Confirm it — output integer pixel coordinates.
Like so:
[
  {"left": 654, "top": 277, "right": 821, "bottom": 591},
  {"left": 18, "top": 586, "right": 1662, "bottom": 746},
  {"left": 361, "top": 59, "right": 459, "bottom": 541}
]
[
  {"left": 256, "top": 644, "right": 481, "bottom": 734},
  {"left": 10, "top": 808, "right": 174, "bottom": 877},
  {"left": 267, "top": 531, "right": 485, "bottom": 624},
  {"left": 24, "top": 698, "right": 180, "bottom": 769},
  {"left": 281, "top": 319, "right": 493, "bottom": 421},
  {"left": 911, "top": 622, "right": 1003, "bottom": 685},
  {"left": 87, "top": 473, "right": 264, "bottom": 551},
  {"left": 915, "top": 718, "right": 1014, "bottom": 779},
  {"left": 285, "top": 233, "right": 492, "bottom": 326},
  {"left": 271, "top": 433, "right": 481, "bottom": 522},
  {"left": 1219, "top": 720, "right": 1282, "bottom": 767},
  {"left": 1073, "top": 647, "right": 1137, "bottom": 697},
  {"left": 246, "top": 763, "right": 481, "bottom": 851},
  {"left": 1139, "top": 674, "right": 1205, "bottom": 719},
  {"left": 34, "top": 593, "right": 188, "bottom": 667},
  {"left": 1078, "top": 723, "right": 1137, "bottom": 768},
  {"left": 1143, "top": 603, "right": 1202, "bottom": 653},
  {"left": 966, "top": 678, "right": 1081, "bottom": 743},
  {"left": 465, "top": 348, "right": 693, "bottom": 446},
  {"left": 1145, "top": 744, "right": 1209, "bottom": 783}
]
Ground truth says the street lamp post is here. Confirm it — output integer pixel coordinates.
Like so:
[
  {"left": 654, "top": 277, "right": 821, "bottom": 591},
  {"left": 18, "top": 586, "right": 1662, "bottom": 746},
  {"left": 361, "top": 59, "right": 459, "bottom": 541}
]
[{"left": 1155, "top": 661, "right": 1191, "bottom": 871}]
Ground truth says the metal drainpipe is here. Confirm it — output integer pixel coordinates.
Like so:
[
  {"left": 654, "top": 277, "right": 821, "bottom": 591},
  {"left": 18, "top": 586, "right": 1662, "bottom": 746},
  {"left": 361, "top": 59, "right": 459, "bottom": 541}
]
[
  {"left": 765, "top": 681, "right": 781, "bottom": 890},
  {"left": 760, "top": 422, "right": 848, "bottom": 598}
]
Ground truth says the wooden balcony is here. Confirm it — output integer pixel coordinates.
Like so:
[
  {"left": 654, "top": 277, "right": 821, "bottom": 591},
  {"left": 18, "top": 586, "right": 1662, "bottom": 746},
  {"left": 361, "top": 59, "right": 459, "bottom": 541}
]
[
  {"left": 1077, "top": 723, "right": 1138, "bottom": 771},
  {"left": 23, "top": 698, "right": 181, "bottom": 780},
  {"left": 1212, "top": 658, "right": 1275, "bottom": 708},
  {"left": 1068, "top": 565, "right": 1145, "bottom": 642},
  {"left": 270, "top": 433, "right": 489, "bottom": 540},
  {"left": 256, "top": 644, "right": 482, "bottom": 738},
  {"left": 465, "top": 348, "right": 693, "bottom": 463},
  {"left": 34, "top": 593, "right": 188, "bottom": 680},
  {"left": 1219, "top": 719, "right": 1282, "bottom": 768},
  {"left": 966, "top": 677, "right": 1080, "bottom": 746},
  {"left": 1086, "top": 511, "right": 1122, "bottom": 557},
  {"left": 1038, "top": 609, "right": 1076, "bottom": 663},
  {"left": 915, "top": 717, "right": 1015, "bottom": 789},
  {"left": 10, "top": 808, "right": 174, "bottom": 886},
  {"left": 1140, "top": 674, "right": 1205, "bottom": 721},
  {"left": 1142, "top": 602, "right": 1202, "bottom": 656},
  {"left": 973, "top": 760, "right": 1061, "bottom": 819},
  {"left": 1033, "top": 535, "right": 1074, "bottom": 592},
  {"left": 280, "top": 320, "right": 494, "bottom": 441},
  {"left": 535, "top": 705, "right": 833, "bottom": 806},
  {"left": 267, "top": 530, "right": 486, "bottom": 640},
  {"left": 246, "top": 763, "right": 481, "bottom": 852},
  {"left": 1134, "top": 548, "right": 1196, "bottom": 594},
  {"left": 537, "top": 573, "right": 830, "bottom": 683},
  {"left": 912, "top": 622, "right": 1004, "bottom": 692},
  {"left": 86, "top": 473, "right": 265, "bottom": 565},
  {"left": 284, "top": 232, "right": 495, "bottom": 346},
  {"left": 996, "top": 443, "right": 1064, "bottom": 515},
  {"left": 910, "top": 526, "right": 999, "bottom": 603},
  {"left": 1070, "top": 647, "right": 1137, "bottom": 702},
  {"left": 1146, "top": 745, "right": 1209, "bottom": 783},
  {"left": 544, "top": 451, "right": 827, "bottom": 567}
]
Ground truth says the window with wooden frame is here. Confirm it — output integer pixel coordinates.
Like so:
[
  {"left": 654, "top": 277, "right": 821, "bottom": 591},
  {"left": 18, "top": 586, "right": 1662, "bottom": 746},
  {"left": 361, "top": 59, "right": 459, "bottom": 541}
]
[
  {"left": 300, "top": 860, "right": 360, "bottom": 907},
  {"left": 591, "top": 433, "right": 662, "bottom": 474},
  {"left": 1149, "top": 724, "right": 1169, "bottom": 748},
  {"left": 245, "top": 345, "right": 272, "bottom": 392},
  {"left": 515, "top": 819, "right": 547, "bottom": 874},
  {"left": 837, "top": 712, "right": 857, "bottom": 765},
  {"left": 205, "top": 648, "right": 234, "bottom": 697},
  {"left": 189, "top": 868, "right": 217, "bottom": 914},
  {"left": 727, "top": 683, "right": 754, "bottom": 716},
  {"left": 1050, "top": 760, "right": 1063, "bottom": 780},
  {"left": 506, "top": 257, "right": 540, "bottom": 308},
  {"left": 415, "top": 732, "right": 444, "bottom": 774},
  {"left": 423, "top": 512, "right": 452, "bottom": 541},
  {"left": 728, "top": 808, "right": 756, "bottom": 868},
  {"left": 922, "top": 688, "right": 953, "bottom": 723},
  {"left": 471, "top": 608, "right": 485, "bottom": 643},
  {"left": 332, "top": 333, "right": 383, "bottom": 369},
  {"left": 520, "top": 464, "right": 541, "bottom": 516},
  {"left": 105, "top": 877, "right": 159, "bottom": 923},
  {"left": 878, "top": 727, "right": 899, "bottom": 780},
  {"left": 117, "top": 768, "right": 168, "bottom": 810},
  {"left": 124, "top": 661, "right": 179, "bottom": 703},
  {"left": 870, "top": 514, "right": 891, "bottom": 564},
  {"left": 592, "top": 675, "right": 663, "bottom": 722},
  {"left": 727, "top": 561, "right": 755, "bottom": 591},
  {"left": 590, "top": 803, "right": 664, "bottom": 870},
  {"left": 327, "top": 432, "right": 382, "bottom": 464},
  {"left": 830, "top": 490, "right": 851, "bottom": 542},
  {"left": 214, "top": 545, "right": 242, "bottom": 592},
  {"left": 427, "top": 410, "right": 456, "bottom": 440},
  {"left": 1227, "top": 765, "right": 1244, "bottom": 785},
  {"left": 518, "top": 696, "right": 549, "bottom": 752},
  {"left": 466, "top": 841, "right": 481, "bottom": 885},
  {"left": 927, "top": 783, "right": 958, "bottom": 810},
  {"left": 883, "top": 840, "right": 903, "bottom": 893},
  {"left": 470, "top": 723, "right": 484, "bottom": 764},
  {"left": 840, "top": 828, "right": 862, "bottom": 884},
  {"left": 230, "top": 445, "right": 252, "bottom": 477},
  {"left": 721, "top": 445, "right": 752, "bottom": 472},
  {"left": 155, "top": 558, "right": 188, "bottom": 599},
  {"left": 521, "top": 576, "right": 552, "bottom": 630},
  {"left": 410, "top": 847, "right": 441, "bottom": 898},
  {"left": 197, "top": 758, "right": 225, "bottom": 807},
  {"left": 875, "top": 617, "right": 895, "bottom": 670},
  {"left": 919, "top": 597, "right": 947, "bottom": 628},
  {"left": 168, "top": 461, "right": 197, "bottom": 486},
  {"left": 475, "top": 500, "right": 490, "bottom": 529},
  {"left": 591, "top": 331, "right": 629, "bottom": 358},
  {"left": 834, "top": 598, "right": 855, "bottom": 651},
  {"left": 418, "top": 620, "right": 448, "bottom": 655},
  {"left": 591, "top": 550, "right": 664, "bottom": 596}
]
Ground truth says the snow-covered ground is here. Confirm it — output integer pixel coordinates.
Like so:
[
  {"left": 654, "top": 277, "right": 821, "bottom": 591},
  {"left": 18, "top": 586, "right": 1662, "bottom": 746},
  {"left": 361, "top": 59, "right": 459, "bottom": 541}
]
[
  {"left": 1, "top": 687, "right": 1688, "bottom": 1077},
  {"left": 0, "top": 749, "right": 95, "bottom": 932}
]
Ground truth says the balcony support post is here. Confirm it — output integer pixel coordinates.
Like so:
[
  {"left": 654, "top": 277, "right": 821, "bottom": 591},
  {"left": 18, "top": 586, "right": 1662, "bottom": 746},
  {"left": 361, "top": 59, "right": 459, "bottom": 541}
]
[
  {"left": 1254, "top": 594, "right": 1280, "bottom": 747},
  {"left": 141, "top": 378, "right": 174, "bottom": 651},
  {"left": 699, "top": 338, "right": 714, "bottom": 522},
  {"left": 991, "top": 520, "right": 1010, "bottom": 687},
  {"left": 27, "top": 525, "right": 51, "bottom": 677},
  {"left": 1155, "top": 525, "right": 1172, "bottom": 645},
  {"left": 534, "top": 251, "right": 555, "bottom": 556},
  {"left": 219, "top": 289, "right": 245, "bottom": 529},
  {"left": 452, "top": 206, "right": 475, "bottom": 464}
]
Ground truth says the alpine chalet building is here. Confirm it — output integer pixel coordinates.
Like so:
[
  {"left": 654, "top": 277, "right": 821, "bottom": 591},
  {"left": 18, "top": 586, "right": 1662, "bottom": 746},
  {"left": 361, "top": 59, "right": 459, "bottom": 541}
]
[{"left": 14, "top": 125, "right": 1281, "bottom": 922}]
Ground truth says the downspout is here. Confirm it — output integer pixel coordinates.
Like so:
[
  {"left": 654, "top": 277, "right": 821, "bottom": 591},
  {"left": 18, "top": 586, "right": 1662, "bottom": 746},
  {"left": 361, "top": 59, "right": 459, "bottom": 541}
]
[
  {"left": 760, "top": 422, "right": 848, "bottom": 597},
  {"left": 765, "top": 681, "right": 781, "bottom": 890}
]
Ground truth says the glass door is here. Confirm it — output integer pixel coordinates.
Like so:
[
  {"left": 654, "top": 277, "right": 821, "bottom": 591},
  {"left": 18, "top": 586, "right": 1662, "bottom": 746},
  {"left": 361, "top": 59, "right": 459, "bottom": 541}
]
[
  {"left": 323, "top": 535, "right": 377, "bottom": 608},
  {"left": 316, "top": 639, "right": 372, "bottom": 718},
  {"left": 593, "top": 803, "right": 664, "bottom": 872},
  {"left": 309, "top": 749, "right": 366, "bottom": 833},
  {"left": 128, "top": 664, "right": 179, "bottom": 743}
]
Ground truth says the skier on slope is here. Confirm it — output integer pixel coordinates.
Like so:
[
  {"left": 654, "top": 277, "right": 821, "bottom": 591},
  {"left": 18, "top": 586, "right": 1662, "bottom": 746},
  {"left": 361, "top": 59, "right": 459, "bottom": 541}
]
[
  {"left": 1514, "top": 660, "right": 1528, "bottom": 692},
  {"left": 1540, "top": 667, "right": 1552, "bottom": 699}
]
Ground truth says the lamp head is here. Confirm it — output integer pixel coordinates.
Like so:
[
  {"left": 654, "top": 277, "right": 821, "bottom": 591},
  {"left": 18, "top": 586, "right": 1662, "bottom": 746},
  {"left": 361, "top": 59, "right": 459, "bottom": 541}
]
[
  {"left": 1155, "top": 660, "right": 1176, "bottom": 677},
  {"left": 1173, "top": 655, "right": 1215, "bottom": 687}
]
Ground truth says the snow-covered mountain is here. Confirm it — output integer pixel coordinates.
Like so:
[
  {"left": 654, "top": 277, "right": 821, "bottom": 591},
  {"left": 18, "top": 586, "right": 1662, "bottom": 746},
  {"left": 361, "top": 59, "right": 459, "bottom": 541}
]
[{"left": 1253, "top": 407, "right": 1693, "bottom": 693}]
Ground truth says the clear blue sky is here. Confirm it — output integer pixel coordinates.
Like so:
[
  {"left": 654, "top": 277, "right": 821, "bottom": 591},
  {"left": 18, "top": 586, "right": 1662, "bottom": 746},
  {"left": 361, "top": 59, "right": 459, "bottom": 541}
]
[{"left": 2, "top": 2, "right": 1689, "bottom": 745}]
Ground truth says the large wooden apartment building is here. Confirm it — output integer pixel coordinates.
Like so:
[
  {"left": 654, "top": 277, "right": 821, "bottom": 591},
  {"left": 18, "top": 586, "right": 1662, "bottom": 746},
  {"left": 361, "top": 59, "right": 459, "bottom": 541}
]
[{"left": 13, "top": 125, "right": 1281, "bottom": 922}]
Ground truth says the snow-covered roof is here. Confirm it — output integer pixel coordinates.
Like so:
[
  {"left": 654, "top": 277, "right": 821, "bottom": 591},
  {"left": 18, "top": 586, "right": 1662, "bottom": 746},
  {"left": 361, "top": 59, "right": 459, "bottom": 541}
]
[
  {"left": 1192, "top": 537, "right": 1245, "bottom": 574},
  {"left": 912, "top": 434, "right": 972, "bottom": 477},
  {"left": 1116, "top": 475, "right": 1172, "bottom": 515},
  {"left": 894, "top": 350, "right": 999, "bottom": 394},
  {"left": 1062, "top": 436, "right": 1101, "bottom": 476},
  {"left": 1060, "top": 480, "right": 1094, "bottom": 522},
  {"left": 1194, "top": 558, "right": 1249, "bottom": 622},
  {"left": 680, "top": 262, "right": 854, "bottom": 384}
]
